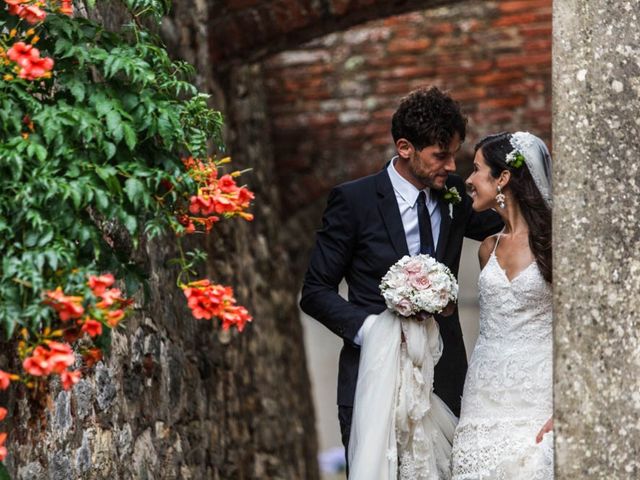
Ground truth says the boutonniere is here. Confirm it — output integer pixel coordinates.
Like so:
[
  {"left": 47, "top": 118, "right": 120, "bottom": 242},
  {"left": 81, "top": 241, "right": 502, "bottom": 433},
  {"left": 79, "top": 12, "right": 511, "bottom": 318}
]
[{"left": 442, "top": 186, "right": 462, "bottom": 219}]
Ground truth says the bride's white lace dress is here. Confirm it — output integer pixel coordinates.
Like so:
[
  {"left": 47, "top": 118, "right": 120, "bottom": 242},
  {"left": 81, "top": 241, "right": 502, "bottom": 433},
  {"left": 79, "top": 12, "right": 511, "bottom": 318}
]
[{"left": 451, "top": 240, "right": 553, "bottom": 479}]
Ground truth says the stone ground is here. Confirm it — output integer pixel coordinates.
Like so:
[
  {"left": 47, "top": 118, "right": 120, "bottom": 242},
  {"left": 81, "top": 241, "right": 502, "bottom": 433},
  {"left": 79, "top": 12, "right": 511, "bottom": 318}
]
[{"left": 301, "top": 240, "right": 482, "bottom": 479}]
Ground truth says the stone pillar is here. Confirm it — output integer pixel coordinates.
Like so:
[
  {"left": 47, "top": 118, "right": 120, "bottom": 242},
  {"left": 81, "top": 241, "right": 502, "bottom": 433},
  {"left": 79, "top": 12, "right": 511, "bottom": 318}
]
[{"left": 553, "top": 1, "right": 640, "bottom": 477}]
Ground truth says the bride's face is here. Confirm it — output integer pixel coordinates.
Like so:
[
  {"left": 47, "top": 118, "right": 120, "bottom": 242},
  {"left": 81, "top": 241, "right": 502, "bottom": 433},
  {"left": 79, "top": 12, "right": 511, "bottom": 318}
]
[{"left": 466, "top": 149, "right": 499, "bottom": 212}]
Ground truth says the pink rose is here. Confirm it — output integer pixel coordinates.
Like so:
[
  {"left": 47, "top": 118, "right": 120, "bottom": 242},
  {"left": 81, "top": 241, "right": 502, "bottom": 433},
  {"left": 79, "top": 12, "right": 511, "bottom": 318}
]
[
  {"left": 409, "top": 273, "right": 432, "bottom": 290},
  {"left": 403, "top": 258, "right": 423, "bottom": 275},
  {"left": 395, "top": 298, "right": 413, "bottom": 317}
]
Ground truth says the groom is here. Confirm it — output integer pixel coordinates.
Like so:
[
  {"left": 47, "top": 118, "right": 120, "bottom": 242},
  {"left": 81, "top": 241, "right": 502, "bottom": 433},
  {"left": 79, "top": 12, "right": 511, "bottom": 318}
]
[{"left": 300, "top": 87, "right": 503, "bottom": 458}]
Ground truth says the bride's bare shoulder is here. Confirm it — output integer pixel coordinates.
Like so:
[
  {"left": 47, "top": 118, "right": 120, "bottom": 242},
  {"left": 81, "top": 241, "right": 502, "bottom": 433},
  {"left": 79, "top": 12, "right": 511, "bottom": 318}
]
[{"left": 478, "top": 235, "right": 499, "bottom": 269}]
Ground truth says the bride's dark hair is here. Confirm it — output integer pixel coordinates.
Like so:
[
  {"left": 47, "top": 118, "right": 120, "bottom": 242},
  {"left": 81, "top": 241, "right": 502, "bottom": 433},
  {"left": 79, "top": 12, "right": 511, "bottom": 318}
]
[{"left": 475, "top": 132, "right": 552, "bottom": 283}]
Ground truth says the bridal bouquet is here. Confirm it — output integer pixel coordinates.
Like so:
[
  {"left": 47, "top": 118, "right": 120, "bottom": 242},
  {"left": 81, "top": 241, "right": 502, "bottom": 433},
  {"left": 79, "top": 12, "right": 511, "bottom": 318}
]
[{"left": 379, "top": 255, "right": 458, "bottom": 317}]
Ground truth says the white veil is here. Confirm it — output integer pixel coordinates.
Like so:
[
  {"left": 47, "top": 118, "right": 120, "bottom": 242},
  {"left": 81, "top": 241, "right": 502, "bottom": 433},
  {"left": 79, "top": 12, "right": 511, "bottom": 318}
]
[
  {"left": 348, "top": 311, "right": 457, "bottom": 480},
  {"left": 509, "top": 131, "right": 553, "bottom": 208}
]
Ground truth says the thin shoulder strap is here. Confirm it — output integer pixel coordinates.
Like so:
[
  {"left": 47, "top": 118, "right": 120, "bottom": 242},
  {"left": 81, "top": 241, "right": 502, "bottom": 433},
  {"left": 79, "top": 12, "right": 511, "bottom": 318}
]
[{"left": 491, "top": 230, "right": 504, "bottom": 254}]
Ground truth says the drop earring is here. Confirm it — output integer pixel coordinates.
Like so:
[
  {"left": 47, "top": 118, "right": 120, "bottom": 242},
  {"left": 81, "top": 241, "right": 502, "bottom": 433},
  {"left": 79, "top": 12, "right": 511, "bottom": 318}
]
[{"left": 496, "top": 185, "right": 506, "bottom": 209}]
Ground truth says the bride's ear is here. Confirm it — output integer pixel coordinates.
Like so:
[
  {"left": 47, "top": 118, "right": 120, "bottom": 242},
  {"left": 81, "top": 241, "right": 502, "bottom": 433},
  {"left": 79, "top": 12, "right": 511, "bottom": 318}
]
[{"left": 498, "top": 170, "right": 511, "bottom": 188}]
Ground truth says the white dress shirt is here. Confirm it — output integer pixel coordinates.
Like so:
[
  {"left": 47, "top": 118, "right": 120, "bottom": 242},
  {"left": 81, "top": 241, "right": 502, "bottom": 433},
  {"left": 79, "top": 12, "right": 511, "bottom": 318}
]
[
  {"left": 386, "top": 157, "right": 441, "bottom": 255},
  {"left": 354, "top": 157, "right": 442, "bottom": 345}
]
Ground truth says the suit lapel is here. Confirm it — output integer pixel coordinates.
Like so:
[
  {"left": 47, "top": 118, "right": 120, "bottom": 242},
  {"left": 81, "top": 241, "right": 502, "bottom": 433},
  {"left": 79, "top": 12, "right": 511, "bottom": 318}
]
[
  {"left": 435, "top": 195, "right": 452, "bottom": 262},
  {"left": 375, "top": 169, "right": 409, "bottom": 257}
]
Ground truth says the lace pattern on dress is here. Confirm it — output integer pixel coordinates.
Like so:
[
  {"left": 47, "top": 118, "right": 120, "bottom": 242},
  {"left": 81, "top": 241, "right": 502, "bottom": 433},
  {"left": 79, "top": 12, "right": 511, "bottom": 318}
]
[{"left": 451, "top": 248, "right": 553, "bottom": 479}]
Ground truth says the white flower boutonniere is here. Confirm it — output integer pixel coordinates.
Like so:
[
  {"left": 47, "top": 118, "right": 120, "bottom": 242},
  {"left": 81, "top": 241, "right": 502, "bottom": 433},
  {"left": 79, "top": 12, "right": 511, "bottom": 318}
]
[{"left": 443, "top": 186, "right": 462, "bottom": 219}]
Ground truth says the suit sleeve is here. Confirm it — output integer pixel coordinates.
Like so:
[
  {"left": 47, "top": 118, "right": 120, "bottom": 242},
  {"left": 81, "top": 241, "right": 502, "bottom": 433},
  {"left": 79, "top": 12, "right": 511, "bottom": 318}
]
[{"left": 300, "top": 187, "right": 370, "bottom": 344}]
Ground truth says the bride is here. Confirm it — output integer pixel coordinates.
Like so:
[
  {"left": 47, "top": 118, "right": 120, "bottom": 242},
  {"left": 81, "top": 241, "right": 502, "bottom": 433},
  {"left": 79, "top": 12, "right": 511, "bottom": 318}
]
[{"left": 451, "top": 131, "right": 554, "bottom": 478}]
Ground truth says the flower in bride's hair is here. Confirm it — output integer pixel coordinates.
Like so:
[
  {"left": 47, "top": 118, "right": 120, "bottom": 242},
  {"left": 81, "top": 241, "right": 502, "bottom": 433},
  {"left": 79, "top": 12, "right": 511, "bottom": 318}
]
[{"left": 506, "top": 150, "right": 525, "bottom": 168}]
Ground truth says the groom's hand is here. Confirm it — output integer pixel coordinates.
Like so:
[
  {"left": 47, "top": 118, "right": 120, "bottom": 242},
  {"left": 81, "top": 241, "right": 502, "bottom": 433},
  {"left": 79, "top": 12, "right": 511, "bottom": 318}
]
[{"left": 440, "top": 302, "right": 456, "bottom": 317}]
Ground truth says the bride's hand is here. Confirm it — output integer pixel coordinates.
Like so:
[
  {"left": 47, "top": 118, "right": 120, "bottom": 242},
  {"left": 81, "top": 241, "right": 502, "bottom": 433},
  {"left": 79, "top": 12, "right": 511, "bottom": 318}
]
[{"left": 535, "top": 417, "right": 553, "bottom": 443}]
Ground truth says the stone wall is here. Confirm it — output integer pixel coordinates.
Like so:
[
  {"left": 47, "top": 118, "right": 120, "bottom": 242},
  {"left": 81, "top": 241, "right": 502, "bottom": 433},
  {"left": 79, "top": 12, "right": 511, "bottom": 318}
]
[
  {"left": 262, "top": 0, "right": 552, "bottom": 277},
  {"left": 2, "top": 2, "right": 319, "bottom": 479}
]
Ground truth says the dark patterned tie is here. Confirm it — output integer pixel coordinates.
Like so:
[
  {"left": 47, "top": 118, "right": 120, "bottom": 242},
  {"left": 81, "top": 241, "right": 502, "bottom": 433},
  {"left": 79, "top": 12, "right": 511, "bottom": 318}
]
[{"left": 417, "top": 191, "right": 435, "bottom": 256}]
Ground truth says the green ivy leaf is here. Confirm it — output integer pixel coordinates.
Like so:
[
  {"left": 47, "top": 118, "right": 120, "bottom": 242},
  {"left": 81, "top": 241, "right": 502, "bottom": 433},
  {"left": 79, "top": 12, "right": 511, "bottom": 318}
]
[
  {"left": 122, "top": 214, "right": 138, "bottom": 235},
  {"left": 94, "top": 189, "right": 109, "bottom": 211},
  {"left": 103, "top": 142, "right": 117, "bottom": 160},
  {"left": 37, "top": 229, "right": 54, "bottom": 247},
  {"left": 106, "top": 110, "right": 124, "bottom": 143},
  {"left": 69, "top": 80, "right": 86, "bottom": 102},
  {"left": 124, "top": 178, "right": 144, "bottom": 208},
  {"left": 122, "top": 123, "right": 137, "bottom": 150}
]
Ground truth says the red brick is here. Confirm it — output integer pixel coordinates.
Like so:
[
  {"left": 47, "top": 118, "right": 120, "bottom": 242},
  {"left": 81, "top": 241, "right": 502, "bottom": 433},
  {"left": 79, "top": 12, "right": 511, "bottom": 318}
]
[
  {"left": 473, "top": 71, "right": 524, "bottom": 85},
  {"left": 492, "top": 13, "right": 538, "bottom": 27},
  {"left": 392, "top": 25, "right": 419, "bottom": 38},
  {"left": 377, "top": 80, "right": 414, "bottom": 95},
  {"left": 427, "top": 22, "right": 456, "bottom": 35},
  {"left": 372, "top": 109, "right": 396, "bottom": 121},
  {"left": 477, "top": 110, "right": 514, "bottom": 124},
  {"left": 301, "top": 91, "right": 333, "bottom": 101},
  {"left": 436, "top": 60, "right": 492, "bottom": 76},
  {"left": 369, "top": 55, "right": 418, "bottom": 68},
  {"left": 521, "top": 25, "right": 552, "bottom": 37},
  {"left": 496, "top": 53, "right": 550, "bottom": 68},
  {"left": 434, "top": 35, "right": 473, "bottom": 48},
  {"left": 372, "top": 135, "right": 393, "bottom": 146},
  {"left": 336, "top": 126, "right": 370, "bottom": 139},
  {"left": 523, "top": 38, "right": 552, "bottom": 52},
  {"left": 381, "top": 66, "right": 436, "bottom": 79},
  {"left": 387, "top": 38, "right": 432, "bottom": 53},
  {"left": 362, "top": 123, "right": 389, "bottom": 136},
  {"left": 498, "top": 0, "right": 552, "bottom": 14},
  {"left": 451, "top": 87, "right": 488, "bottom": 101},
  {"left": 478, "top": 97, "right": 526, "bottom": 110}
]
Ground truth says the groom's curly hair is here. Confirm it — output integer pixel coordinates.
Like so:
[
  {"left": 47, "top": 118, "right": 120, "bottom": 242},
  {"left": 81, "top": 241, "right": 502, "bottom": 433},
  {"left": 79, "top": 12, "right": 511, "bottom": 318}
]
[{"left": 391, "top": 87, "right": 467, "bottom": 150}]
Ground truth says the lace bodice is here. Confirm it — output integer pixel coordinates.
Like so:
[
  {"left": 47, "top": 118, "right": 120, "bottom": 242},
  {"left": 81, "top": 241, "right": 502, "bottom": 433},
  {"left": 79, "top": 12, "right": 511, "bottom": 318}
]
[
  {"left": 477, "top": 253, "right": 552, "bottom": 345},
  {"left": 451, "top": 244, "right": 553, "bottom": 479}
]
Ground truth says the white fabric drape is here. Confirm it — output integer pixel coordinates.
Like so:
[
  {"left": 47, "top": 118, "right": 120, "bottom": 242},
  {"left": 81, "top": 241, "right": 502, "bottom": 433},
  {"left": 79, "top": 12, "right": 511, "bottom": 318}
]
[{"left": 348, "top": 310, "right": 457, "bottom": 480}]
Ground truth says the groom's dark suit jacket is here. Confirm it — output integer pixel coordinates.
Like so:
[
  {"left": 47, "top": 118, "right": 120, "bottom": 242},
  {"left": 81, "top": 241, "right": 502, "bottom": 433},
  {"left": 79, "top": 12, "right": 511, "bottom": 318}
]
[{"left": 300, "top": 167, "right": 503, "bottom": 415}]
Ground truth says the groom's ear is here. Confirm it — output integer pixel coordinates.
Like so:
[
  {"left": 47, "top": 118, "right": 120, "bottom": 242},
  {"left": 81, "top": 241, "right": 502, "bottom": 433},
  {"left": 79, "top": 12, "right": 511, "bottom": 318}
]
[{"left": 396, "top": 138, "right": 414, "bottom": 159}]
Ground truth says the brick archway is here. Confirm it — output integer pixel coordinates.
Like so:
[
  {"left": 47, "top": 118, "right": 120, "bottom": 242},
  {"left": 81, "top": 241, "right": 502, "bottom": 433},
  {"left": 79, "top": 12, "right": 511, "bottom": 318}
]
[{"left": 209, "top": 0, "right": 463, "bottom": 67}]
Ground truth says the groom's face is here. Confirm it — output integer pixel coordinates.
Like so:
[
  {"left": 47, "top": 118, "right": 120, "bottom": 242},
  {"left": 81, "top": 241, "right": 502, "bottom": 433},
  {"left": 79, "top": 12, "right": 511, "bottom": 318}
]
[{"left": 402, "top": 133, "right": 460, "bottom": 190}]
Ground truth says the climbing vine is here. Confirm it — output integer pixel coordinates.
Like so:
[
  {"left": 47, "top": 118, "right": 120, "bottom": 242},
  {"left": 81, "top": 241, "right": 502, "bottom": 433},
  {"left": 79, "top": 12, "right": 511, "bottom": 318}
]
[{"left": 0, "top": 0, "right": 253, "bottom": 468}]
